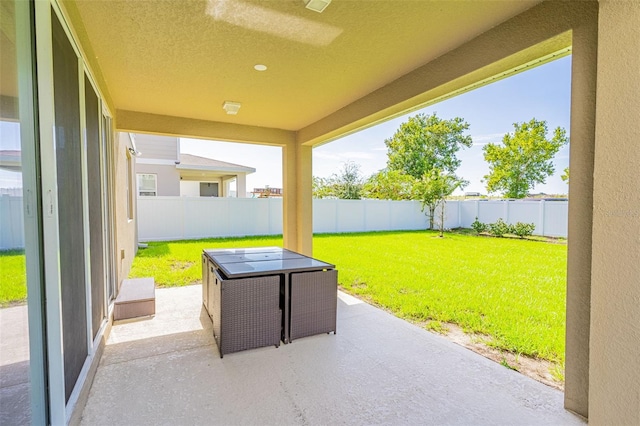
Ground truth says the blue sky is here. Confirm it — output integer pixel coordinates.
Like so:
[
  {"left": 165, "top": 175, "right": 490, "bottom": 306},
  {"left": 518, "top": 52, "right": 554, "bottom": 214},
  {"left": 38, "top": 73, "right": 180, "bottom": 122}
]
[
  {"left": 2, "top": 56, "right": 571, "bottom": 195},
  {"left": 183, "top": 55, "right": 572, "bottom": 195}
]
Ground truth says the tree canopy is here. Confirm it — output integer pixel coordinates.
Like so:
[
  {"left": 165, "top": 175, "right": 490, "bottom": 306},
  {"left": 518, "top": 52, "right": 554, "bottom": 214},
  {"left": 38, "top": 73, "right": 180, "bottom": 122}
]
[
  {"left": 483, "top": 119, "right": 568, "bottom": 198},
  {"left": 312, "top": 161, "right": 364, "bottom": 199},
  {"left": 384, "top": 113, "right": 473, "bottom": 179},
  {"left": 362, "top": 169, "right": 416, "bottom": 201}
]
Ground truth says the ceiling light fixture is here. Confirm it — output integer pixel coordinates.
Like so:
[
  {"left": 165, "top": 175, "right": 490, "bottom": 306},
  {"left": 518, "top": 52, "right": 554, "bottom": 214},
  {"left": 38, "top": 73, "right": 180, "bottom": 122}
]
[
  {"left": 304, "top": 0, "right": 331, "bottom": 13},
  {"left": 254, "top": 64, "right": 267, "bottom": 71},
  {"left": 222, "top": 101, "right": 241, "bottom": 115}
]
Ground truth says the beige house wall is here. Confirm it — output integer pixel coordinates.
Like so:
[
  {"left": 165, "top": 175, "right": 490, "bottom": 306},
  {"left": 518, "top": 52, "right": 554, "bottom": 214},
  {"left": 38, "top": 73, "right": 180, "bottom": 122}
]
[
  {"left": 113, "top": 133, "right": 138, "bottom": 290},
  {"left": 134, "top": 134, "right": 178, "bottom": 161},
  {"left": 135, "top": 163, "right": 181, "bottom": 196},
  {"left": 180, "top": 179, "right": 223, "bottom": 197},
  {"left": 589, "top": 1, "right": 640, "bottom": 424}
]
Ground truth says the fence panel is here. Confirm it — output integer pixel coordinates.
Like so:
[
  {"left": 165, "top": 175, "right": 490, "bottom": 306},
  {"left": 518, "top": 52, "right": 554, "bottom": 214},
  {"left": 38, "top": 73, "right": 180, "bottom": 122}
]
[
  {"left": 363, "top": 200, "right": 390, "bottom": 231},
  {"left": 441, "top": 201, "right": 461, "bottom": 229},
  {"left": 336, "top": 200, "right": 367, "bottom": 233},
  {"left": 477, "top": 201, "right": 506, "bottom": 225},
  {"left": 389, "top": 201, "right": 426, "bottom": 230},
  {"left": 0, "top": 195, "right": 24, "bottom": 250},
  {"left": 313, "top": 199, "right": 338, "bottom": 233},
  {"left": 542, "top": 201, "right": 569, "bottom": 237},
  {"left": 117, "top": 197, "right": 569, "bottom": 243},
  {"left": 508, "top": 201, "right": 542, "bottom": 226},
  {"left": 137, "top": 197, "right": 185, "bottom": 241},
  {"left": 459, "top": 200, "right": 479, "bottom": 227},
  {"left": 0, "top": 196, "right": 570, "bottom": 247}
]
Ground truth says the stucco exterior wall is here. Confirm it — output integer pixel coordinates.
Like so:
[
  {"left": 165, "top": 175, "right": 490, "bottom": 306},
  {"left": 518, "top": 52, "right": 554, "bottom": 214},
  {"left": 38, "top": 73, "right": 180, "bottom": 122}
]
[
  {"left": 133, "top": 134, "right": 178, "bottom": 161},
  {"left": 135, "top": 163, "right": 180, "bottom": 196},
  {"left": 114, "top": 132, "right": 138, "bottom": 289},
  {"left": 589, "top": 1, "right": 640, "bottom": 424},
  {"left": 180, "top": 179, "right": 223, "bottom": 197},
  {"left": 564, "top": 1, "right": 598, "bottom": 417}
]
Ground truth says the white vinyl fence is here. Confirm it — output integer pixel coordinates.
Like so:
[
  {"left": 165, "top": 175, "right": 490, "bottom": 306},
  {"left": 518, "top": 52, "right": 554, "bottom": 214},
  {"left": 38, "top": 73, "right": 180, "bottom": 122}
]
[
  {"left": 0, "top": 195, "right": 25, "bottom": 250},
  {"left": 136, "top": 197, "right": 568, "bottom": 242},
  {"left": 0, "top": 195, "right": 568, "bottom": 249}
]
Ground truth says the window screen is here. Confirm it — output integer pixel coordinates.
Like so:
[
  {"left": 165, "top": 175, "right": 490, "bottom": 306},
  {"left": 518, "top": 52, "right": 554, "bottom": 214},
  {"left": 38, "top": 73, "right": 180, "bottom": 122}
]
[{"left": 137, "top": 173, "right": 157, "bottom": 196}]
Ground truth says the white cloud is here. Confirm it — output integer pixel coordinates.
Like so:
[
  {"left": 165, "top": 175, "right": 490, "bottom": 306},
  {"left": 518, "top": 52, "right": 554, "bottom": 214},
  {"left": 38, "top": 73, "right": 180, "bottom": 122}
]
[
  {"left": 471, "top": 132, "right": 505, "bottom": 145},
  {"left": 313, "top": 150, "right": 374, "bottom": 161},
  {"left": 313, "top": 151, "right": 342, "bottom": 161}
]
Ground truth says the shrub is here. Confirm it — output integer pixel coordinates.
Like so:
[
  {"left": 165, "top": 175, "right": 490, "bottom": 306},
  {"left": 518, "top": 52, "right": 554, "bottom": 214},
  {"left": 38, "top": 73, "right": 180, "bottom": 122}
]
[
  {"left": 471, "top": 218, "right": 488, "bottom": 235},
  {"left": 512, "top": 222, "right": 536, "bottom": 238},
  {"left": 489, "top": 218, "right": 511, "bottom": 237}
]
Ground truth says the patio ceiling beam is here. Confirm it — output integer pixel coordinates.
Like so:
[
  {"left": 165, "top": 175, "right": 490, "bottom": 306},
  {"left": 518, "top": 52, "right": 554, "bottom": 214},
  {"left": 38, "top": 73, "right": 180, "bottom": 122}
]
[
  {"left": 116, "top": 110, "right": 295, "bottom": 147},
  {"left": 0, "top": 95, "right": 19, "bottom": 121},
  {"left": 297, "top": 0, "right": 587, "bottom": 147}
]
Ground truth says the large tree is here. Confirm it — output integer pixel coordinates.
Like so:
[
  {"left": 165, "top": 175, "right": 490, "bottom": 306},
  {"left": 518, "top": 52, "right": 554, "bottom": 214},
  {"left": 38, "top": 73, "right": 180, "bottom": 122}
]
[
  {"left": 384, "top": 113, "right": 473, "bottom": 179},
  {"left": 483, "top": 119, "right": 568, "bottom": 198},
  {"left": 362, "top": 169, "right": 416, "bottom": 200}
]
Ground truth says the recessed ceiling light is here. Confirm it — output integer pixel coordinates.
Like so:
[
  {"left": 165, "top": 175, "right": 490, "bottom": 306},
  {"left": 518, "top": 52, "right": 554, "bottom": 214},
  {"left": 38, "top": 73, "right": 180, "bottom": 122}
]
[
  {"left": 254, "top": 64, "right": 267, "bottom": 71},
  {"left": 222, "top": 101, "right": 241, "bottom": 115},
  {"left": 304, "top": 0, "right": 331, "bottom": 13}
]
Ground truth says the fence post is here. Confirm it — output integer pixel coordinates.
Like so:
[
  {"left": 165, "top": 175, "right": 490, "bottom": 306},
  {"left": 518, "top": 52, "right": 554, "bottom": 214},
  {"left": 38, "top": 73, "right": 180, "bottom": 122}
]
[
  {"left": 504, "top": 200, "right": 510, "bottom": 224},
  {"left": 539, "top": 200, "right": 546, "bottom": 236},
  {"left": 363, "top": 199, "right": 368, "bottom": 232},
  {"left": 182, "top": 197, "right": 187, "bottom": 239},
  {"left": 475, "top": 200, "right": 480, "bottom": 221}
]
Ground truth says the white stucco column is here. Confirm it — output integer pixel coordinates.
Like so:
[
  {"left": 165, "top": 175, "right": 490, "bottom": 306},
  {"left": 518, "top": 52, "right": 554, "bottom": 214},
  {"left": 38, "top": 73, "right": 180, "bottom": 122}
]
[
  {"left": 588, "top": 2, "right": 640, "bottom": 424},
  {"left": 236, "top": 173, "right": 247, "bottom": 198},
  {"left": 564, "top": 1, "right": 598, "bottom": 418},
  {"left": 282, "top": 141, "right": 313, "bottom": 256}
]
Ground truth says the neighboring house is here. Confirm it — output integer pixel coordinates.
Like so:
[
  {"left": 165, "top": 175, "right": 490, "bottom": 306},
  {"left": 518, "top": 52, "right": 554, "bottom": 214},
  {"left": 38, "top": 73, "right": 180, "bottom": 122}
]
[
  {"left": 251, "top": 187, "right": 283, "bottom": 198},
  {"left": 0, "top": 150, "right": 22, "bottom": 172},
  {"left": 133, "top": 134, "right": 255, "bottom": 198}
]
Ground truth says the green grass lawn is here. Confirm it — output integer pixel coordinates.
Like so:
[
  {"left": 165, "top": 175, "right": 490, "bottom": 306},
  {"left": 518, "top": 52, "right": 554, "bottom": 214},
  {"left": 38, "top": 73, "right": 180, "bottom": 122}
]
[
  {"left": 314, "top": 231, "right": 566, "bottom": 364},
  {"left": 0, "top": 250, "right": 27, "bottom": 307},
  {"left": 130, "top": 230, "right": 567, "bottom": 367},
  {"left": 1, "top": 230, "right": 567, "bottom": 372}
]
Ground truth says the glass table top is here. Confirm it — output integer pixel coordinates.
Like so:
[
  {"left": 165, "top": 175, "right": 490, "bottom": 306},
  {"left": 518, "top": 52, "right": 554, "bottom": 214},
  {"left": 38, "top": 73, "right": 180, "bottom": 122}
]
[{"left": 204, "top": 247, "right": 334, "bottom": 278}]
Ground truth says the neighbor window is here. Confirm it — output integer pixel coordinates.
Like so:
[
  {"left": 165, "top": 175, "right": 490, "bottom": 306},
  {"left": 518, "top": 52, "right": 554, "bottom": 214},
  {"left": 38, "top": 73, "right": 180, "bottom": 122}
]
[{"left": 137, "top": 173, "right": 157, "bottom": 197}]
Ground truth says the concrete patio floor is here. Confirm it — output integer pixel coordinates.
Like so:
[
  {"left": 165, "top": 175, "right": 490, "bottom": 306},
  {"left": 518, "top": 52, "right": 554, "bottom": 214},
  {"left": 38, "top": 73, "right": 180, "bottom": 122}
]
[
  {"left": 80, "top": 285, "right": 584, "bottom": 426},
  {"left": 0, "top": 304, "right": 30, "bottom": 426}
]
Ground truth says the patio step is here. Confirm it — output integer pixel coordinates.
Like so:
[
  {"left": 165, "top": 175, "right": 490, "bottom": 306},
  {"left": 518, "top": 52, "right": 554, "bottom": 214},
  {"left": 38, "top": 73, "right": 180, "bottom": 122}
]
[{"left": 114, "top": 278, "right": 156, "bottom": 321}]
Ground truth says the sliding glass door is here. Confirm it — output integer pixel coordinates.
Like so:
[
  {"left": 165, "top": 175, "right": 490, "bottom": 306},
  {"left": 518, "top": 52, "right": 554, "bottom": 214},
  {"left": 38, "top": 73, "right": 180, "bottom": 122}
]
[{"left": 0, "top": 1, "right": 47, "bottom": 424}]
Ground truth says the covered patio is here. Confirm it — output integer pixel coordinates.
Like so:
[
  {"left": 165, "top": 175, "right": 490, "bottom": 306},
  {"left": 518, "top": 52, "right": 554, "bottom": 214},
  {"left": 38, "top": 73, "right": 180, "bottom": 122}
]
[
  {"left": 79, "top": 285, "right": 582, "bottom": 425},
  {"left": 4, "top": 0, "right": 639, "bottom": 423}
]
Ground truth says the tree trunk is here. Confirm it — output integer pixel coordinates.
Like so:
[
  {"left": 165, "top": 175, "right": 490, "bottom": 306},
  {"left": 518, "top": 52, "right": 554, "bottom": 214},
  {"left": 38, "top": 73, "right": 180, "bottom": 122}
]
[{"left": 429, "top": 206, "right": 435, "bottom": 229}]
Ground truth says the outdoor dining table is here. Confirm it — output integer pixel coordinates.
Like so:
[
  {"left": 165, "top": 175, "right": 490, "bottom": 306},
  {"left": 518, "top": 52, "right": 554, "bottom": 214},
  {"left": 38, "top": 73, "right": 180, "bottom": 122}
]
[{"left": 202, "top": 247, "right": 337, "bottom": 357}]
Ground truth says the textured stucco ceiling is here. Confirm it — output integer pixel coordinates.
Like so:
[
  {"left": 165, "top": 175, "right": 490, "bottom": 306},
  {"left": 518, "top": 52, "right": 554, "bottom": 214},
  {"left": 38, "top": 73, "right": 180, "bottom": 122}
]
[{"left": 70, "top": 0, "right": 540, "bottom": 132}]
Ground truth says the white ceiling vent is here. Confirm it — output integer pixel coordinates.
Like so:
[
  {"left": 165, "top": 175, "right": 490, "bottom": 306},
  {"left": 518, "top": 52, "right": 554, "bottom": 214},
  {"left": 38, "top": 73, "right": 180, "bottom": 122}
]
[
  {"left": 304, "top": 0, "right": 331, "bottom": 13},
  {"left": 222, "top": 101, "right": 241, "bottom": 115}
]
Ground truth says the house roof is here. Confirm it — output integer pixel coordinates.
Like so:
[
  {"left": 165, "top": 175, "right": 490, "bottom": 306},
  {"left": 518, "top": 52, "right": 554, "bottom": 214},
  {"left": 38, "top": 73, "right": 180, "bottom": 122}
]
[
  {"left": 0, "top": 150, "right": 21, "bottom": 172},
  {"left": 60, "top": 0, "right": 569, "bottom": 147},
  {"left": 177, "top": 154, "right": 255, "bottom": 174}
]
